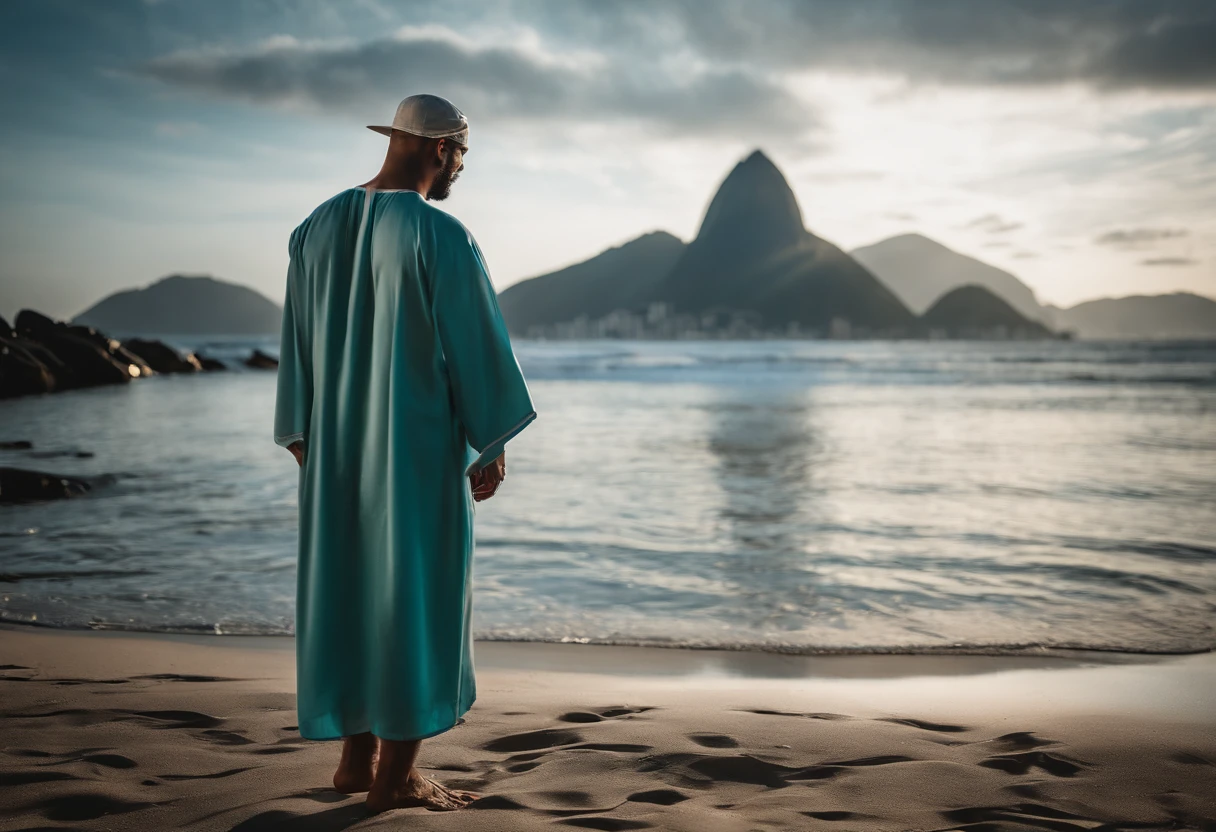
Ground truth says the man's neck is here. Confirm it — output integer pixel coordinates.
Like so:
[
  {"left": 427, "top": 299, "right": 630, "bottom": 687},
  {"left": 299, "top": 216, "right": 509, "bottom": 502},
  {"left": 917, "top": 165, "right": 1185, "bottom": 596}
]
[{"left": 359, "top": 163, "right": 431, "bottom": 196}]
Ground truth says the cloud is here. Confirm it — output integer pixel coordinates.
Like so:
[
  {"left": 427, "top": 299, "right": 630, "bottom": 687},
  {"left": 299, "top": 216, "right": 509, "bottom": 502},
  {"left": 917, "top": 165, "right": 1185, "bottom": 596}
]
[
  {"left": 133, "top": 27, "right": 819, "bottom": 142},
  {"left": 967, "top": 213, "right": 1023, "bottom": 233},
  {"left": 1140, "top": 256, "right": 1197, "bottom": 266},
  {"left": 1095, "top": 227, "right": 1190, "bottom": 247},
  {"left": 567, "top": 0, "right": 1216, "bottom": 91}
]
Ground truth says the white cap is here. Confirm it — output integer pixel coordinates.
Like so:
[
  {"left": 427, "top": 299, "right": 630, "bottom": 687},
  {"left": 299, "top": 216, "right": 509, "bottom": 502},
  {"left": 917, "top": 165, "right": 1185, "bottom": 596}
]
[{"left": 367, "top": 94, "right": 469, "bottom": 147}]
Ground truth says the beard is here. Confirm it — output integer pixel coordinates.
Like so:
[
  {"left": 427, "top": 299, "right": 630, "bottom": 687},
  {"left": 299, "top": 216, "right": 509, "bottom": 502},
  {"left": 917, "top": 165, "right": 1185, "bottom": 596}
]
[{"left": 427, "top": 152, "right": 462, "bottom": 201}]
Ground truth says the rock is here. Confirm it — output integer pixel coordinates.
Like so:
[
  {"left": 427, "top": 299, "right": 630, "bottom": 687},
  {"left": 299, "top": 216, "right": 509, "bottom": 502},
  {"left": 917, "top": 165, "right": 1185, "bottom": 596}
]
[
  {"left": 0, "top": 467, "right": 92, "bottom": 503},
  {"left": 245, "top": 348, "right": 279, "bottom": 369},
  {"left": 14, "top": 310, "right": 141, "bottom": 388},
  {"left": 123, "top": 338, "right": 202, "bottom": 374},
  {"left": 197, "top": 355, "right": 227, "bottom": 371},
  {"left": 0, "top": 314, "right": 11, "bottom": 335},
  {"left": 0, "top": 332, "right": 60, "bottom": 397},
  {"left": 0, "top": 440, "right": 33, "bottom": 450}
]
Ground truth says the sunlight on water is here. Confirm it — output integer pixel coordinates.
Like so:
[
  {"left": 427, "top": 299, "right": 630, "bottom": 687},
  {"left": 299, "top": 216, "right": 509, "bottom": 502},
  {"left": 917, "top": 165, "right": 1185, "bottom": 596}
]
[{"left": 1, "top": 339, "right": 1214, "bottom": 653}]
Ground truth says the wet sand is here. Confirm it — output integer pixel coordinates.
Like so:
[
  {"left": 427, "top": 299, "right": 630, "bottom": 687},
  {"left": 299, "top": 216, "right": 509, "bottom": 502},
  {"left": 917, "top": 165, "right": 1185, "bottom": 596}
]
[{"left": 1, "top": 625, "right": 1214, "bottom": 830}]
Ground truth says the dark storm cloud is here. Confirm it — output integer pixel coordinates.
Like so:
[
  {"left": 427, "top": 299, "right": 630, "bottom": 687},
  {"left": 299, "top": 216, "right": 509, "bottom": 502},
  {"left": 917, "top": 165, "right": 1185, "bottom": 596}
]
[
  {"left": 133, "top": 29, "right": 817, "bottom": 141},
  {"left": 542, "top": 0, "right": 1216, "bottom": 90},
  {"left": 1141, "top": 256, "right": 1197, "bottom": 266},
  {"left": 1095, "top": 228, "right": 1190, "bottom": 246}
]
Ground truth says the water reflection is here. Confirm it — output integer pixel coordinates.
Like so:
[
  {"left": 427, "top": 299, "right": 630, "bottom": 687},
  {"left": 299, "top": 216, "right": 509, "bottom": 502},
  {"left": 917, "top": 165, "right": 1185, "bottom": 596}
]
[{"left": 705, "top": 386, "right": 820, "bottom": 560}]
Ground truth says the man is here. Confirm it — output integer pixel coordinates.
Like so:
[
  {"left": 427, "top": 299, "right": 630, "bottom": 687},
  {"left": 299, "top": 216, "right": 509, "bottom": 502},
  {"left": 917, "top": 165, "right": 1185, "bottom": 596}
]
[{"left": 273, "top": 94, "right": 536, "bottom": 813}]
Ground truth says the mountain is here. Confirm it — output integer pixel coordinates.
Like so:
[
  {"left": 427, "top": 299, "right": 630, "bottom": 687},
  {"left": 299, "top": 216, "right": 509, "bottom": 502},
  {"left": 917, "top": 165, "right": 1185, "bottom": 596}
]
[
  {"left": 851, "top": 233, "right": 1048, "bottom": 322},
  {"left": 73, "top": 275, "right": 282, "bottom": 336},
  {"left": 922, "top": 285, "right": 1054, "bottom": 338},
  {"left": 1051, "top": 292, "right": 1216, "bottom": 340},
  {"left": 655, "top": 151, "right": 915, "bottom": 332},
  {"left": 498, "top": 231, "right": 685, "bottom": 335}
]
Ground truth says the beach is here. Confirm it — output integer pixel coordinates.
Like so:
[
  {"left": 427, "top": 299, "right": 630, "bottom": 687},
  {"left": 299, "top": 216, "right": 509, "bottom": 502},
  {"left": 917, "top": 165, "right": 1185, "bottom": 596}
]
[{"left": 2, "top": 625, "right": 1214, "bottom": 831}]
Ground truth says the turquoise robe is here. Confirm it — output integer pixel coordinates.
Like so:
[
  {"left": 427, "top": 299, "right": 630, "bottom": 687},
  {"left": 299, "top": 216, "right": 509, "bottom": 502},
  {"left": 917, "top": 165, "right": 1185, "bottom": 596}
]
[{"left": 273, "top": 186, "right": 536, "bottom": 742}]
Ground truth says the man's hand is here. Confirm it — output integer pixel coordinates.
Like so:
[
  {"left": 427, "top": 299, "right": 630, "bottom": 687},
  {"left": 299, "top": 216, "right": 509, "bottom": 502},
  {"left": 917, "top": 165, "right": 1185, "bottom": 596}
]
[
  {"left": 469, "top": 452, "right": 506, "bottom": 502},
  {"left": 288, "top": 441, "right": 305, "bottom": 467}
]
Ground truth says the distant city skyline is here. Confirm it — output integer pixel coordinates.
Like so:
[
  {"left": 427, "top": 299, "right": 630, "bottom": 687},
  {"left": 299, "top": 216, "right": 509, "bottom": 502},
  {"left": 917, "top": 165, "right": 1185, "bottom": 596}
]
[{"left": 1, "top": 0, "right": 1213, "bottom": 321}]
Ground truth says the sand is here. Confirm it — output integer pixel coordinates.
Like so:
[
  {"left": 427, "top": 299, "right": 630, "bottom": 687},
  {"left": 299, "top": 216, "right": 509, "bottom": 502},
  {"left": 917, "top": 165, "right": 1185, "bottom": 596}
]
[{"left": 1, "top": 626, "right": 1214, "bottom": 831}]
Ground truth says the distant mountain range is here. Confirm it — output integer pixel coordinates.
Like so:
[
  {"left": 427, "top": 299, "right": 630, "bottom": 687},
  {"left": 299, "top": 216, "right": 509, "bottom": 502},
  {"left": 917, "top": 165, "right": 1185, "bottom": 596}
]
[
  {"left": 53, "top": 156, "right": 1213, "bottom": 341},
  {"left": 503, "top": 150, "right": 922, "bottom": 338},
  {"left": 500, "top": 150, "right": 1213, "bottom": 341},
  {"left": 1048, "top": 293, "right": 1216, "bottom": 340},
  {"left": 850, "top": 233, "right": 1049, "bottom": 323},
  {"left": 497, "top": 231, "right": 685, "bottom": 334},
  {"left": 73, "top": 275, "right": 282, "bottom": 336}
]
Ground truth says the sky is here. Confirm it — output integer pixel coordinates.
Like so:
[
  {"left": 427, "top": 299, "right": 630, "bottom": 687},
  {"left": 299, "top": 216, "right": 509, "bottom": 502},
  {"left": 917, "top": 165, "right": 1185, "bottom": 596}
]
[{"left": 1, "top": 0, "right": 1214, "bottom": 321}]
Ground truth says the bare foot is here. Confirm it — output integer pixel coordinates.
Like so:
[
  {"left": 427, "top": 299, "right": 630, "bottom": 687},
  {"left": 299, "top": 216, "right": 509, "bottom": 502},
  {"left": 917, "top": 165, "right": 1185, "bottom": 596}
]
[
  {"left": 333, "top": 735, "right": 379, "bottom": 794},
  {"left": 366, "top": 769, "right": 480, "bottom": 813}
]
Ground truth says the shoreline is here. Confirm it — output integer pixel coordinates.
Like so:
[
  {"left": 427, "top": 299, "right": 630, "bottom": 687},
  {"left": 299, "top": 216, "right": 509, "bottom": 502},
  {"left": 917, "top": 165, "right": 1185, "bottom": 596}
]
[
  {"left": 4, "top": 623, "right": 1215, "bottom": 718},
  {"left": 4, "top": 620, "right": 1211, "bottom": 663}
]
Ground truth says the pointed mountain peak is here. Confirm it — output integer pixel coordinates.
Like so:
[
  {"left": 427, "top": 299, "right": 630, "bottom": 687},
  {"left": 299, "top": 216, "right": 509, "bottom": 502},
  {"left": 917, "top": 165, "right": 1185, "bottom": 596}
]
[
  {"left": 695, "top": 149, "right": 804, "bottom": 243},
  {"left": 742, "top": 148, "right": 775, "bottom": 165}
]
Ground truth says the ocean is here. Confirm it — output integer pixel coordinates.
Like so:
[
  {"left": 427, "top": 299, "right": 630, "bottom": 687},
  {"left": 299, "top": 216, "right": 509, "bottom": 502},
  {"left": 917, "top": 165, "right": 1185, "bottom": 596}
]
[{"left": 1, "top": 339, "right": 1214, "bottom": 655}]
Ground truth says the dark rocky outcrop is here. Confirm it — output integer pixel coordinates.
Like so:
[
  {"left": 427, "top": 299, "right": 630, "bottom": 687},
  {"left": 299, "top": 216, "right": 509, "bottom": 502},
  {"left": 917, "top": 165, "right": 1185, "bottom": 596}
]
[
  {"left": 0, "top": 467, "right": 92, "bottom": 503},
  {"left": 14, "top": 310, "right": 146, "bottom": 388},
  {"left": 197, "top": 354, "right": 227, "bottom": 371},
  {"left": 245, "top": 349, "right": 279, "bottom": 369},
  {"left": 0, "top": 309, "right": 243, "bottom": 398},
  {"left": 123, "top": 338, "right": 203, "bottom": 374},
  {"left": 1, "top": 329, "right": 60, "bottom": 397}
]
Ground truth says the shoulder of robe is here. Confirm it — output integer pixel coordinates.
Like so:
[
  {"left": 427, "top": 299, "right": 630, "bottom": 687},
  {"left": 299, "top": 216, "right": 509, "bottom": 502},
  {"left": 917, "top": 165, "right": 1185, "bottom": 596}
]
[
  {"left": 419, "top": 200, "right": 477, "bottom": 249},
  {"left": 289, "top": 189, "right": 361, "bottom": 256}
]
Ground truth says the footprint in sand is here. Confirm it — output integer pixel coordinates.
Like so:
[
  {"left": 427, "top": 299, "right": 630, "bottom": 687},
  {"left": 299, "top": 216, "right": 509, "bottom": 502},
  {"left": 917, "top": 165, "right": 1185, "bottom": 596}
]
[
  {"left": 979, "top": 750, "right": 1086, "bottom": 777},
  {"left": 738, "top": 708, "right": 853, "bottom": 721},
  {"left": 986, "top": 731, "right": 1058, "bottom": 751},
  {"left": 2, "top": 770, "right": 82, "bottom": 787},
  {"left": 555, "top": 819, "right": 653, "bottom": 830},
  {"left": 642, "top": 751, "right": 917, "bottom": 789},
  {"left": 465, "top": 794, "right": 529, "bottom": 810},
  {"left": 558, "top": 705, "right": 657, "bottom": 723},
  {"left": 942, "top": 802, "right": 1098, "bottom": 827},
  {"left": 626, "top": 788, "right": 690, "bottom": 805},
  {"left": 688, "top": 733, "right": 739, "bottom": 748},
  {"left": 802, "top": 810, "right": 862, "bottom": 821},
  {"left": 159, "top": 766, "right": 262, "bottom": 781},
  {"left": 484, "top": 728, "right": 585, "bottom": 753},
  {"left": 127, "top": 710, "right": 226, "bottom": 730},
  {"left": 198, "top": 729, "right": 255, "bottom": 746},
  {"left": 878, "top": 716, "right": 970, "bottom": 733},
  {"left": 34, "top": 793, "right": 157, "bottom": 822}
]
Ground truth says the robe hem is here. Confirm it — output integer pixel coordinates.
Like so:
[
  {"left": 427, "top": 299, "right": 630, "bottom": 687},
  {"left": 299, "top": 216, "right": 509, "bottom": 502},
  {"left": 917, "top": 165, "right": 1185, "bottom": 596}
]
[
  {"left": 275, "top": 431, "right": 304, "bottom": 448},
  {"left": 297, "top": 694, "right": 477, "bottom": 743}
]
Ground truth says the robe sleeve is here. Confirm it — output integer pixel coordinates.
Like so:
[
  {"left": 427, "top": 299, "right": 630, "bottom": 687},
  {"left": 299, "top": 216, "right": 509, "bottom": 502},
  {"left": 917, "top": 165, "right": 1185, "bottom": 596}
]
[
  {"left": 427, "top": 213, "right": 537, "bottom": 475},
  {"left": 273, "top": 228, "right": 312, "bottom": 448}
]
